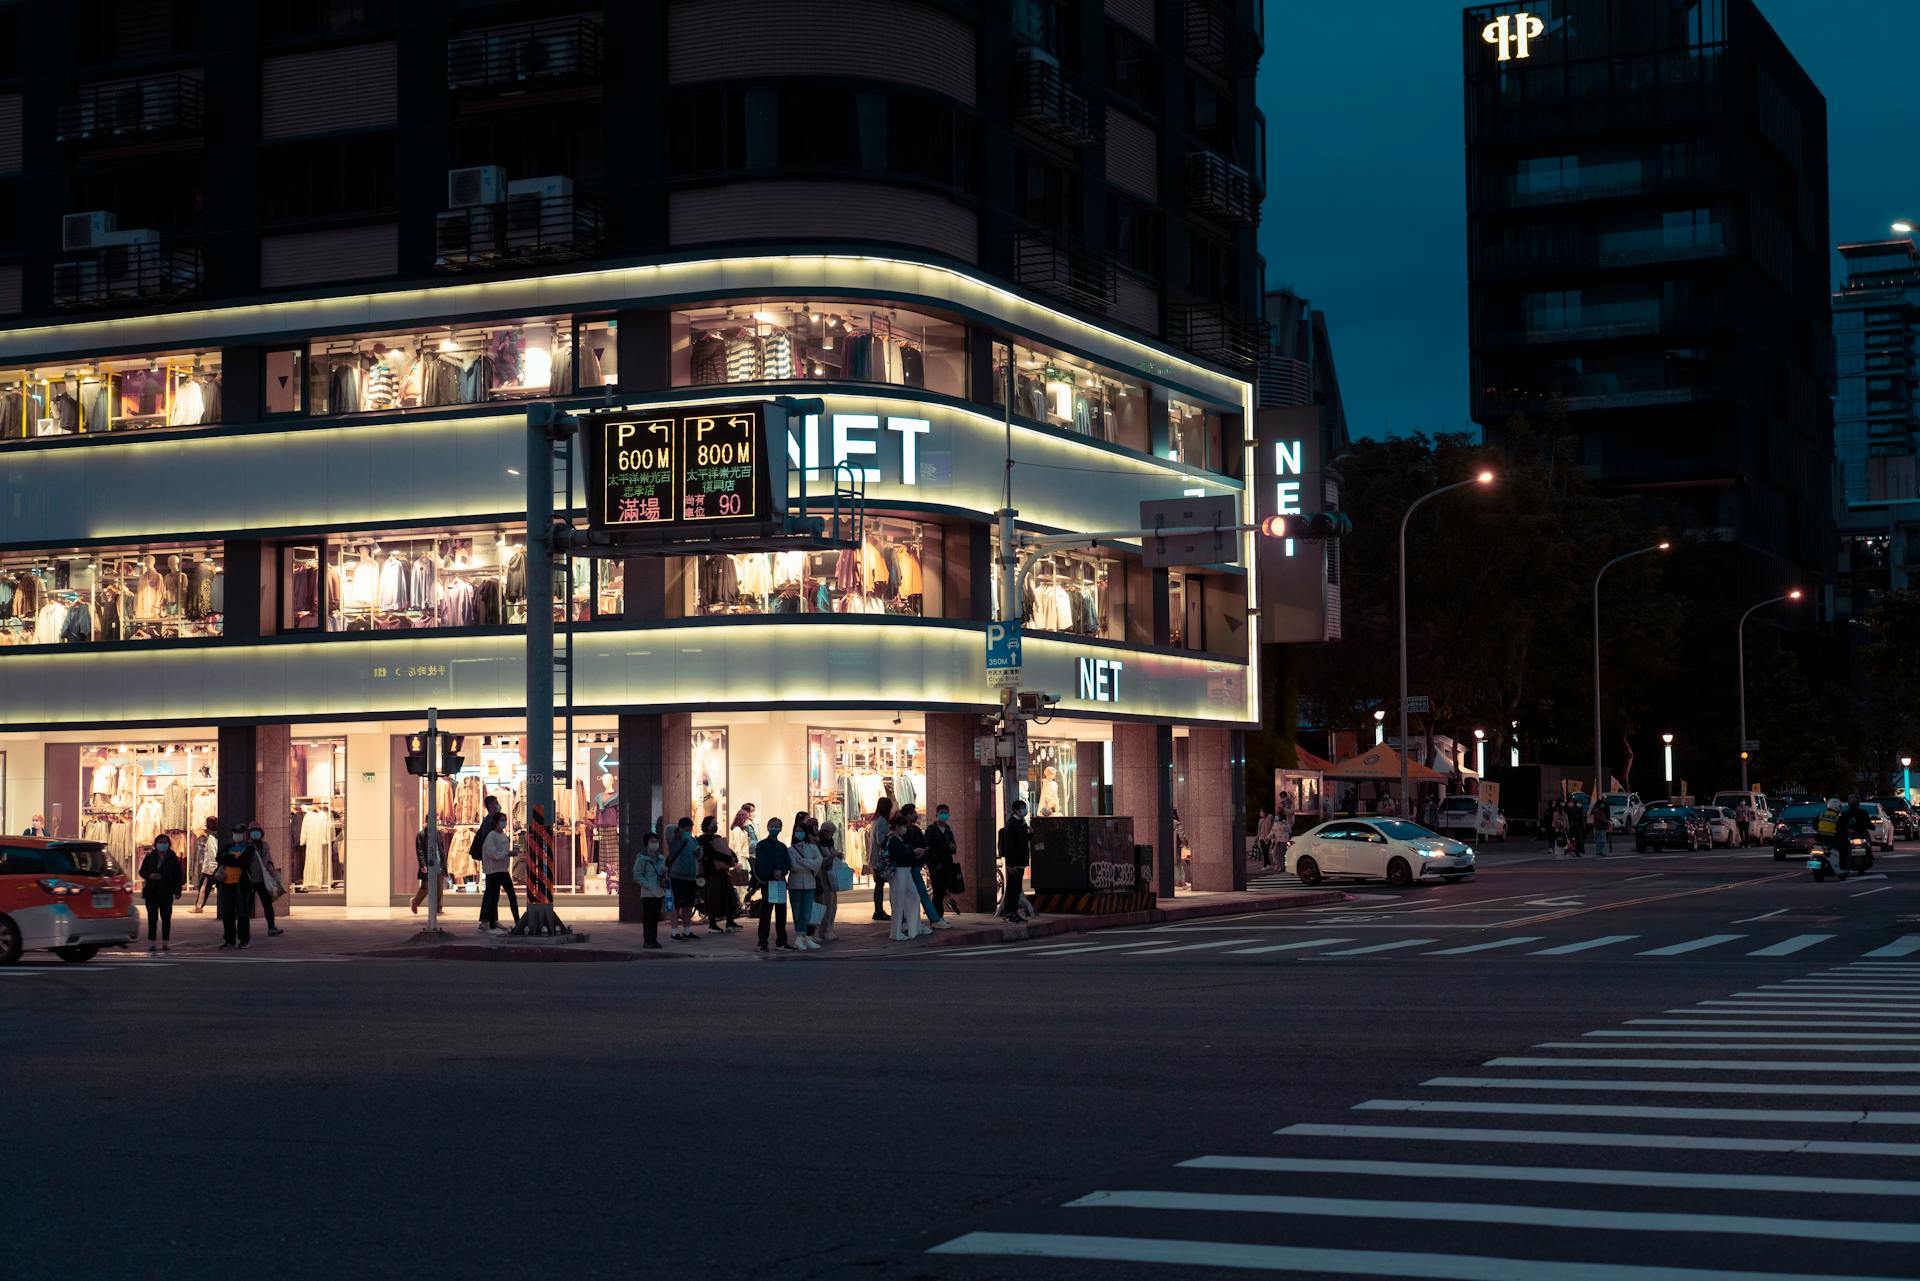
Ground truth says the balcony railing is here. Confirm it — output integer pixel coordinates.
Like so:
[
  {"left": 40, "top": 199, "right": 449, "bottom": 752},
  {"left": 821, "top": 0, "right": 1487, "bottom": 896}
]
[
  {"left": 435, "top": 194, "right": 605, "bottom": 272},
  {"left": 52, "top": 242, "right": 203, "bottom": 311},
  {"left": 1170, "top": 301, "right": 1261, "bottom": 370},
  {"left": 1473, "top": 225, "right": 1729, "bottom": 278},
  {"left": 55, "top": 74, "right": 204, "bottom": 143},
  {"left": 1186, "top": 150, "right": 1258, "bottom": 226},
  {"left": 447, "top": 16, "right": 604, "bottom": 92},
  {"left": 1014, "top": 51, "right": 1101, "bottom": 147},
  {"left": 1015, "top": 229, "right": 1116, "bottom": 311},
  {"left": 1184, "top": 0, "right": 1261, "bottom": 79},
  {"left": 1259, "top": 353, "right": 1312, "bottom": 408},
  {"left": 1476, "top": 158, "right": 1725, "bottom": 210},
  {"left": 1476, "top": 299, "right": 1729, "bottom": 347}
]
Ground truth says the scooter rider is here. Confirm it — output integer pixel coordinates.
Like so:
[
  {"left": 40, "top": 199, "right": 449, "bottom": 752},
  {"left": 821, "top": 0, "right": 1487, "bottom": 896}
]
[{"left": 1842, "top": 794, "right": 1873, "bottom": 855}]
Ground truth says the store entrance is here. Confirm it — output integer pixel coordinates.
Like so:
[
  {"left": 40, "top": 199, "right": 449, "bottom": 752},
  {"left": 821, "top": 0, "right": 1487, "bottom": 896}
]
[{"left": 50, "top": 740, "right": 219, "bottom": 873}]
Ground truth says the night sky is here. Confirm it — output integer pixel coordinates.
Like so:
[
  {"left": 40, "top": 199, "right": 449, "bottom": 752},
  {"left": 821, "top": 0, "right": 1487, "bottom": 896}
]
[{"left": 1256, "top": 0, "right": 1920, "bottom": 441}]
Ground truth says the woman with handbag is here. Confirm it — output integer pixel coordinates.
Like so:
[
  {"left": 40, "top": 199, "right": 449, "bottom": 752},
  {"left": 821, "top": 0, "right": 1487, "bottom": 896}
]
[
  {"left": 867, "top": 796, "right": 894, "bottom": 921},
  {"left": 697, "top": 816, "right": 741, "bottom": 934},
  {"left": 139, "top": 833, "right": 186, "bottom": 953},
  {"left": 788, "top": 813, "right": 823, "bottom": 951},
  {"left": 816, "top": 820, "right": 847, "bottom": 942},
  {"left": 245, "top": 822, "right": 286, "bottom": 937}
]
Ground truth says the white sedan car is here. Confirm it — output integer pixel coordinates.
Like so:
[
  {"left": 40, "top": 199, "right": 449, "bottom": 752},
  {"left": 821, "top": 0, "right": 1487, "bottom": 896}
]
[
  {"left": 1697, "top": 806, "right": 1739, "bottom": 847},
  {"left": 1287, "top": 818, "right": 1476, "bottom": 887},
  {"left": 1862, "top": 803, "right": 1897, "bottom": 851}
]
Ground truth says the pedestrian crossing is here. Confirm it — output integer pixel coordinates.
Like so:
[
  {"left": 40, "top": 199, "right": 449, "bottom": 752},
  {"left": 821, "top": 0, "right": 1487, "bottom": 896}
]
[
  {"left": 942, "top": 930, "right": 1920, "bottom": 966},
  {"left": 928, "top": 957, "right": 1920, "bottom": 1279}
]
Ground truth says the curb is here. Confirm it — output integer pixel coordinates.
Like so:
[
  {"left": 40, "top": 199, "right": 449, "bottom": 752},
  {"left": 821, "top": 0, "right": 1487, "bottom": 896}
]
[
  {"left": 917, "top": 888, "right": 1353, "bottom": 949},
  {"left": 361, "top": 943, "right": 660, "bottom": 962}
]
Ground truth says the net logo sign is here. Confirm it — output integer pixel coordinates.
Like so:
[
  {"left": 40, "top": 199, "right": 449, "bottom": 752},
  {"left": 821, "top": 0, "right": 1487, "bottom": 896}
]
[
  {"left": 1481, "top": 11, "right": 1544, "bottom": 61},
  {"left": 1078, "top": 657, "right": 1124, "bottom": 703},
  {"left": 1274, "top": 438, "right": 1305, "bottom": 558}
]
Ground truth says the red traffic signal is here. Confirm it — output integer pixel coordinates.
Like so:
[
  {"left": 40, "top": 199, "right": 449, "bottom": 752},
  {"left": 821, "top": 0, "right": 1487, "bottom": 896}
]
[
  {"left": 1262, "top": 512, "right": 1350, "bottom": 540},
  {"left": 1259, "top": 515, "right": 1289, "bottom": 538}
]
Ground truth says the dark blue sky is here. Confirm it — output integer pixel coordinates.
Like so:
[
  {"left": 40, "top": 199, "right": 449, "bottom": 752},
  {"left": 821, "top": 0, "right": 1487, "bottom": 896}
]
[{"left": 1256, "top": 0, "right": 1920, "bottom": 440}]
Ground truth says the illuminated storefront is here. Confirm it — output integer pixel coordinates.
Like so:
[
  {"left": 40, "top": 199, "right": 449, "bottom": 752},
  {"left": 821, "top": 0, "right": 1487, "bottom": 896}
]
[{"left": 0, "top": 254, "right": 1258, "bottom": 907}]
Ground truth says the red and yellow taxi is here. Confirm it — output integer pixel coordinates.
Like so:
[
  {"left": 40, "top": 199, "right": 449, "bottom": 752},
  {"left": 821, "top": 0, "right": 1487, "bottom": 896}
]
[{"left": 0, "top": 837, "right": 139, "bottom": 964}]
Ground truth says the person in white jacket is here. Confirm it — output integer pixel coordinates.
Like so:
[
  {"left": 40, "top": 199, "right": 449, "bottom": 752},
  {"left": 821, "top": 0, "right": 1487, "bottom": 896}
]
[
  {"left": 476, "top": 796, "right": 518, "bottom": 933},
  {"left": 787, "top": 813, "right": 824, "bottom": 951}
]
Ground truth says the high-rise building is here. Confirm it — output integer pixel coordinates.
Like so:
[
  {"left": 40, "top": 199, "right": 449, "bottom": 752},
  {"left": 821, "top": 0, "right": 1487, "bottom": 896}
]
[
  {"left": 0, "top": 1, "right": 1269, "bottom": 904},
  {"left": 1463, "top": 0, "right": 1834, "bottom": 587},
  {"left": 1832, "top": 234, "right": 1920, "bottom": 618}
]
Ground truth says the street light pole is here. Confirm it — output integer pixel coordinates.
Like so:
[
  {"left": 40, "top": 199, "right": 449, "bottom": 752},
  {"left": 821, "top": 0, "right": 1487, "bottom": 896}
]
[
  {"left": 1592, "top": 543, "right": 1669, "bottom": 818},
  {"left": 1661, "top": 732, "right": 1674, "bottom": 800},
  {"left": 1904, "top": 756, "right": 1913, "bottom": 807},
  {"left": 1473, "top": 728, "right": 1486, "bottom": 779},
  {"left": 1399, "top": 471, "right": 1495, "bottom": 809},
  {"left": 1736, "top": 590, "right": 1804, "bottom": 793}
]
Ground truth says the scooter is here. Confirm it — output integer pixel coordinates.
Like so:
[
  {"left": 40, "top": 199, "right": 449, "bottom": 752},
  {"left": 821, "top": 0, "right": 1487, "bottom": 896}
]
[{"left": 1808, "top": 835, "right": 1874, "bottom": 882}]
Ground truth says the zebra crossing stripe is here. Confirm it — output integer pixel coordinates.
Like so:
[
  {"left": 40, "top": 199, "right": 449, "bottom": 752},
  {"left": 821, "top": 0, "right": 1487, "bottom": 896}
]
[
  {"left": 1114, "top": 938, "right": 1262, "bottom": 956},
  {"left": 1638, "top": 934, "right": 1744, "bottom": 956},
  {"left": 1422, "top": 1076, "right": 1920, "bottom": 1096},
  {"left": 1532, "top": 935, "right": 1637, "bottom": 955},
  {"left": 1351, "top": 1098, "right": 1913, "bottom": 1124},
  {"left": 1747, "top": 935, "right": 1835, "bottom": 956},
  {"left": 1320, "top": 938, "right": 1438, "bottom": 956},
  {"left": 1225, "top": 937, "right": 1356, "bottom": 955},
  {"left": 1278, "top": 1121, "right": 1920, "bottom": 1157},
  {"left": 1062, "top": 1189, "right": 1920, "bottom": 1244},
  {"left": 1423, "top": 937, "right": 1543, "bottom": 956},
  {"left": 1176, "top": 1155, "right": 1920, "bottom": 1197},
  {"left": 1593, "top": 1029, "right": 1920, "bottom": 1040},
  {"left": 1486, "top": 1056, "right": 1920, "bottom": 1072},
  {"left": 1864, "top": 936, "right": 1920, "bottom": 957}
]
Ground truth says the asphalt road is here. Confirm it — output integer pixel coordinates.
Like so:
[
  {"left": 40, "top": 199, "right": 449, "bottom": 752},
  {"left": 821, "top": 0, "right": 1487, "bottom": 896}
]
[{"left": 5, "top": 840, "right": 1917, "bottom": 1281}]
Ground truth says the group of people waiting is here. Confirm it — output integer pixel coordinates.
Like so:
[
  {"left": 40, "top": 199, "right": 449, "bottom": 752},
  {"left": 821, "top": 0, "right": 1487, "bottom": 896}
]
[
  {"left": 1545, "top": 796, "right": 1613, "bottom": 857},
  {"left": 129, "top": 817, "right": 288, "bottom": 950}
]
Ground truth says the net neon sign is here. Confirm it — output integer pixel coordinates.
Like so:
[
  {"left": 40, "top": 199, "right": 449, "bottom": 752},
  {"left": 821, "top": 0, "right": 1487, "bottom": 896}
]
[{"left": 1482, "top": 11, "right": 1544, "bottom": 61}]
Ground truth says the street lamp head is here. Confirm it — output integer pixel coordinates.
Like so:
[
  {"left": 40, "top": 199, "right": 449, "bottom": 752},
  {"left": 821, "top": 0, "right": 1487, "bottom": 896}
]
[
  {"left": 1475, "top": 470, "right": 1495, "bottom": 485},
  {"left": 1656, "top": 541, "right": 1671, "bottom": 550},
  {"left": 1473, "top": 728, "right": 1485, "bottom": 741},
  {"left": 1373, "top": 709, "right": 1386, "bottom": 722},
  {"left": 1896, "top": 221, "right": 1915, "bottom": 236},
  {"left": 1903, "top": 756, "right": 1912, "bottom": 769},
  {"left": 1661, "top": 733, "right": 1674, "bottom": 745},
  {"left": 1788, "top": 588, "right": 1803, "bottom": 601}
]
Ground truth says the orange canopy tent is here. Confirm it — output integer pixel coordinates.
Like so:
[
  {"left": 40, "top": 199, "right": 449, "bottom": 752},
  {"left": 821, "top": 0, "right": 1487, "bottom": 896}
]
[
  {"left": 1326, "top": 744, "right": 1447, "bottom": 783},
  {"left": 1291, "top": 746, "right": 1338, "bottom": 774}
]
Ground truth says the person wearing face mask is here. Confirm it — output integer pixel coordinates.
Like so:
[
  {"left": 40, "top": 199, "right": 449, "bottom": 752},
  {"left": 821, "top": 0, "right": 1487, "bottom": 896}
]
[
  {"left": 631, "top": 831, "right": 668, "bottom": 950},
  {"left": 815, "top": 820, "right": 844, "bottom": 942},
  {"left": 191, "top": 816, "right": 221, "bottom": 913},
  {"left": 998, "top": 802, "right": 1031, "bottom": 923},
  {"left": 666, "top": 816, "right": 700, "bottom": 941},
  {"left": 787, "top": 813, "right": 823, "bottom": 951},
  {"left": 476, "top": 796, "right": 518, "bottom": 933},
  {"left": 751, "top": 816, "right": 793, "bottom": 953},
  {"left": 924, "top": 803, "right": 959, "bottom": 918},
  {"left": 244, "top": 822, "right": 285, "bottom": 937},
  {"left": 138, "top": 834, "right": 186, "bottom": 953},
  {"left": 215, "top": 825, "right": 254, "bottom": 949}
]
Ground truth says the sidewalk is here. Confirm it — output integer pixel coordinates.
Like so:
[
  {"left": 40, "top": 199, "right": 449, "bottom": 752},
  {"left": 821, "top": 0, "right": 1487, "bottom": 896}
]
[{"left": 117, "top": 885, "right": 1350, "bottom": 962}]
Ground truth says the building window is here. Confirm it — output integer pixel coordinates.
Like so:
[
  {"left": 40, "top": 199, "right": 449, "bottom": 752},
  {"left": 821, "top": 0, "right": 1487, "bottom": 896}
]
[
  {"left": 452, "top": 104, "right": 603, "bottom": 185},
  {"left": 1168, "top": 397, "right": 1221, "bottom": 470},
  {"left": 261, "top": 133, "right": 397, "bottom": 221},
  {"left": 1106, "top": 22, "right": 1160, "bottom": 116},
  {"left": 1107, "top": 192, "right": 1164, "bottom": 279},
  {"left": 990, "top": 532, "right": 1130, "bottom": 641},
  {"left": 0, "top": 349, "right": 221, "bottom": 443},
  {"left": 1186, "top": 230, "right": 1237, "bottom": 303},
  {"left": 671, "top": 301, "right": 966, "bottom": 397},
  {"left": 687, "top": 517, "right": 942, "bottom": 618},
  {"left": 1, "top": 543, "right": 223, "bottom": 647},
  {"left": 1016, "top": 150, "right": 1083, "bottom": 233},
  {"left": 666, "top": 88, "right": 974, "bottom": 193},
  {"left": 992, "top": 339, "right": 1150, "bottom": 452},
  {"left": 304, "top": 316, "right": 608, "bottom": 416}
]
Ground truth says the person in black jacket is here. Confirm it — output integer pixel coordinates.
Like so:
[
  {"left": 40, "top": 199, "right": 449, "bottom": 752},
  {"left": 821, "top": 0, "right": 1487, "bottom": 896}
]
[
  {"left": 998, "top": 802, "right": 1031, "bottom": 922},
  {"left": 138, "top": 834, "right": 186, "bottom": 953},
  {"left": 751, "top": 817, "right": 793, "bottom": 953},
  {"left": 924, "top": 803, "right": 959, "bottom": 918},
  {"left": 215, "top": 826, "right": 254, "bottom": 949}
]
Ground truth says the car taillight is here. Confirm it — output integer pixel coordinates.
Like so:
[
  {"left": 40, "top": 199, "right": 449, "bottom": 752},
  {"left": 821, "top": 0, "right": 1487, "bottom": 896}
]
[{"left": 37, "top": 878, "right": 87, "bottom": 896}]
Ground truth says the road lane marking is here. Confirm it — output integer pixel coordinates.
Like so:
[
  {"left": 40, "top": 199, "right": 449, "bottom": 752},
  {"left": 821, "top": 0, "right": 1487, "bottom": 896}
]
[
  {"left": 1497, "top": 871, "right": 1800, "bottom": 929},
  {"left": 1596, "top": 1029, "right": 1920, "bottom": 1040},
  {"left": 1319, "top": 938, "right": 1438, "bottom": 956},
  {"left": 1638, "top": 934, "right": 1744, "bottom": 956},
  {"left": 1224, "top": 937, "right": 1355, "bottom": 955},
  {"left": 1853, "top": 886, "right": 1894, "bottom": 897},
  {"left": 1422, "top": 1076, "right": 1920, "bottom": 1096},
  {"left": 1423, "top": 937, "right": 1544, "bottom": 955},
  {"left": 1353, "top": 1098, "right": 1914, "bottom": 1123},
  {"left": 1278, "top": 1121, "right": 1920, "bottom": 1157},
  {"left": 1734, "top": 907, "right": 1790, "bottom": 923},
  {"left": 1532, "top": 935, "right": 1637, "bottom": 955},
  {"left": 1695, "top": 1001, "right": 1920, "bottom": 1012},
  {"left": 1631, "top": 1019, "right": 1920, "bottom": 1029},
  {"left": 929, "top": 1231, "right": 1920, "bottom": 1280},
  {"left": 1063, "top": 1189, "right": 1920, "bottom": 1245},
  {"left": 1018, "top": 940, "right": 1193, "bottom": 956},
  {"left": 1622, "top": 874, "right": 1663, "bottom": 882},
  {"left": 1114, "top": 938, "right": 1260, "bottom": 956},
  {"left": 1176, "top": 1155, "right": 1920, "bottom": 1197},
  {"left": 1747, "top": 935, "right": 1835, "bottom": 956},
  {"left": 1536, "top": 1041, "right": 1920, "bottom": 1052},
  {"left": 1721, "top": 993, "right": 1920, "bottom": 1004},
  {"left": 1485, "top": 1056, "right": 1920, "bottom": 1072},
  {"left": 1864, "top": 936, "right": 1920, "bottom": 957}
]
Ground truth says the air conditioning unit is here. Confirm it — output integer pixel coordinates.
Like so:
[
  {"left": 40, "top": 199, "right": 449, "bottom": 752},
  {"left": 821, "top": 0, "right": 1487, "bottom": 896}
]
[
  {"left": 447, "top": 165, "right": 506, "bottom": 209},
  {"left": 508, "top": 175, "right": 572, "bottom": 200},
  {"left": 62, "top": 210, "right": 116, "bottom": 251},
  {"left": 447, "top": 34, "right": 490, "bottom": 87}
]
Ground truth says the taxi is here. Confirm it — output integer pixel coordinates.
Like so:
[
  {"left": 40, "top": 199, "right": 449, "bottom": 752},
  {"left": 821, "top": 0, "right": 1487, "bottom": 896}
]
[{"left": 0, "top": 837, "right": 139, "bottom": 964}]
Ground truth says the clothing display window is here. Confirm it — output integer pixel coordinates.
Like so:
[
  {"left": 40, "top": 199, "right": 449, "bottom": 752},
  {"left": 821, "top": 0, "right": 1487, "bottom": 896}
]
[
  {"left": 1, "top": 545, "right": 222, "bottom": 647},
  {"left": 0, "top": 350, "right": 222, "bottom": 443},
  {"left": 692, "top": 729, "right": 728, "bottom": 826},
  {"left": 989, "top": 535, "right": 1126, "bottom": 640},
  {"left": 807, "top": 729, "right": 925, "bottom": 883},
  {"left": 291, "top": 739, "right": 346, "bottom": 893},
  {"left": 76, "top": 743, "right": 218, "bottom": 872},
  {"left": 1168, "top": 398, "right": 1224, "bottom": 471},
  {"left": 671, "top": 301, "right": 966, "bottom": 398},
  {"left": 314, "top": 533, "right": 526, "bottom": 632},
  {"left": 576, "top": 319, "right": 618, "bottom": 389},
  {"left": 1024, "top": 741, "right": 1077, "bottom": 817},
  {"left": 304, "top": 316, "right": 604, "bottom": 417},
  {"left": 991, "top": 340, "right": 1149, "bottom": 452},
  {"left": 688, "top": 517, "right": 941, "bottom": 618},
  {"left": 595, "top": 560, "right": 624, "bottom": 620},
  {"left": 394, "top": 730, "right": 617, "bottom": 899}
]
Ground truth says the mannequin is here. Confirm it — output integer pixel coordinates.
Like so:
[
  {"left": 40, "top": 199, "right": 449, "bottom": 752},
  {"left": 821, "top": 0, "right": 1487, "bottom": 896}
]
[
  {"left": 162, "top": 554, "right": 188, "bottom": 616},
  {"left": 1038, "top": 764, "right": 1063, "bottom": 817}
]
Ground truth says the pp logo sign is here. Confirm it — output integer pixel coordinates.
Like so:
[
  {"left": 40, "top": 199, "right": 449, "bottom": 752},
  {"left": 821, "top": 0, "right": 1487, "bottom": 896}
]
[{"left": 1482, "top": 11, "right": 1544, "bottom": 61}]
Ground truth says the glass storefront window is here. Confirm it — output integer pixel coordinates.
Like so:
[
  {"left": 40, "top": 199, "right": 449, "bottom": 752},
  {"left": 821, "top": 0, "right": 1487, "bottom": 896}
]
[
  {"left": 74, "top": 742, "right": 219, "bottom": 871},
  {"left": 577, "top": 319, "right": 618, "bottom": 389},
  {"left": 305, "top": 316, "right": 602, "bottom": 416},
  {"left": 692, "top": 728, "right": 728, "bottom": 827},
  {"left": 291, "top": 738, "right": 345, "bottom": 892},
  {"left": 671, "top": 300, "right": 966, "bottom": 397},
  {"left": 1027, "top": 739, "right": 1077, "bottom": 817},
  {"left": 1, "top": 349, "right": 222, "bottom": 442},
  {"left": 1168, "top": 397, "right": 1223, "bottom": 471},
  {"left": 808, "top": 728, "right": 926, "bottom": 883},
  {"left": 2, "top": 543, "right": 223, "bottom": 647},
  {"left": 687, "top": 517, "right": 941, "bottom": 617},
  {"left": 991, "top": 339, "right": 1150, "bottom": 452},
  {"left": 989, "top": 534, "right": 1128, "bottom": 640}
]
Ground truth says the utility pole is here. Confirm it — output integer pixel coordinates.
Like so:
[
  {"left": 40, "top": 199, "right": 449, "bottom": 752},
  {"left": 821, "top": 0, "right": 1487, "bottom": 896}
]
[
  {"left": 424, "top": 706, "right": 441, "bottom": 933},
  {"left": 520, "top": 404, "right": 574, "bottom": 937},
  {"left": 997, "top": 357, "right": 1026, "bottom": 823}
]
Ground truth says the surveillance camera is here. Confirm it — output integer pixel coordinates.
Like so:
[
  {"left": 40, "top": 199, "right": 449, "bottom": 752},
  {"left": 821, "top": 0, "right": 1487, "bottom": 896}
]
[{"left": 1016, "top": 691, "right": 1061, "bottom": 713}]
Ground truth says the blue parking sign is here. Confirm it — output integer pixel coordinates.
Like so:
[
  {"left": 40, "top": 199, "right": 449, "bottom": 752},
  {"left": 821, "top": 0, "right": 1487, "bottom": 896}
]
[{"left": 985, "top": 621, "right": 1023, "bottom": 671}]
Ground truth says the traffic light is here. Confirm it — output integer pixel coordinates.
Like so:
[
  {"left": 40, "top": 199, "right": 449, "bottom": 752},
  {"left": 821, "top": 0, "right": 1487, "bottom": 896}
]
[
  {"left": 439, "top": 734, "right": 465, "bottom": 775},
  {"left": 404, "top": 732, "right": 466, "bottom": 776},
  {"left": 405, "top": 733, "right": 430, "bottom": 777},
  {"left": 1286, "top": 512, "right": 1351, "bottom": 540},
  {"left": 1258, "top": 515, "right": 1289, "bottom": 538}
]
